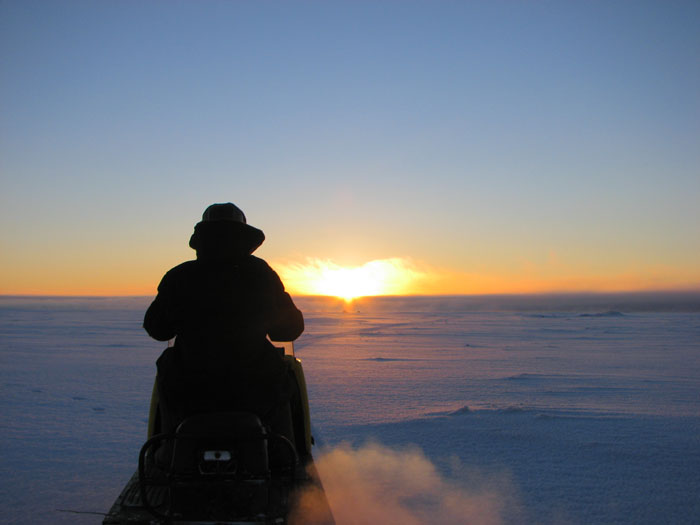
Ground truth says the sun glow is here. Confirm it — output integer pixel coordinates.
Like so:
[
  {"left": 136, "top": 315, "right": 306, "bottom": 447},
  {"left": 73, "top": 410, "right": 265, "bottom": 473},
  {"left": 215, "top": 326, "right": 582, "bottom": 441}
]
[{"left": 275, "top": 258, "right": 425, "bottom": 301}]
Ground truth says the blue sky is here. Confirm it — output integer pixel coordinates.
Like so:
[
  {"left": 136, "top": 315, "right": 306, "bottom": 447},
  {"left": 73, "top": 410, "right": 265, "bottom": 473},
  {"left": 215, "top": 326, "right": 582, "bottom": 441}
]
[{"left": 1, "top": 1, "right": 699, "bottom": 294}]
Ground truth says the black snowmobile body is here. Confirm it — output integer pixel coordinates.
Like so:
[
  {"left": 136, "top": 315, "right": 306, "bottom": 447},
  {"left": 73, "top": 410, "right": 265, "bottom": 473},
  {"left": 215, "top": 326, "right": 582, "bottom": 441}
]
[{"left": 103, "top": 342, "right": 334, "bottom": 524}]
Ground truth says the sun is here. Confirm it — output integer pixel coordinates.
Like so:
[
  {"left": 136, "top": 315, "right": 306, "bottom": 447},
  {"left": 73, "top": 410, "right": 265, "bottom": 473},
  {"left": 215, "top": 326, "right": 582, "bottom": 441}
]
[
  {"left": 312, "top": 264, "right": 385, "bottom": 301},
  {"left": 275, "top": 258, "right": 424, "bottom": 301}
]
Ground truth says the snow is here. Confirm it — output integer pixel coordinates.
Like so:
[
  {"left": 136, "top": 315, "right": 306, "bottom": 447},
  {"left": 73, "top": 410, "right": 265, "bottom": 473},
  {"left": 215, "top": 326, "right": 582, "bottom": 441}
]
[{"left": 0, "top": 295, "right": 699, "bottom": 524}]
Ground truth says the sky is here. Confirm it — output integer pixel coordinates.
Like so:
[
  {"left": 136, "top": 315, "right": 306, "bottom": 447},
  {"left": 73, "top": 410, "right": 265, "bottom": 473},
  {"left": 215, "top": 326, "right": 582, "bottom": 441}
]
[{"left": 1, "top": 0, "right": 699, "bottom": 296}]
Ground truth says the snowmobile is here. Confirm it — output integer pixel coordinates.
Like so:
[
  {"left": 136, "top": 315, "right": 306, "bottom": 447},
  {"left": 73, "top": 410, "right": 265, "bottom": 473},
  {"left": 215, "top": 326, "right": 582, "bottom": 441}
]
[{"left": 103, "top": 341, "right": 334, "bottom": 525}]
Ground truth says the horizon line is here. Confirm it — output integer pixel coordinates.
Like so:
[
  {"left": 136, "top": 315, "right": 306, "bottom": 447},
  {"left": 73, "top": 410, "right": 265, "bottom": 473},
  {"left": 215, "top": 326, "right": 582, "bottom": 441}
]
[{"left": 2, "top": 289, "right": 700, "bottom": 299}]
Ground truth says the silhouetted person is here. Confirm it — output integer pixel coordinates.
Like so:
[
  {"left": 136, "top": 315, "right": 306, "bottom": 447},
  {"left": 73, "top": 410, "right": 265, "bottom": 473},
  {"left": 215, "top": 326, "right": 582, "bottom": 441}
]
[{"left": 144, "top": 202, "right": 304, "bottom": 438}]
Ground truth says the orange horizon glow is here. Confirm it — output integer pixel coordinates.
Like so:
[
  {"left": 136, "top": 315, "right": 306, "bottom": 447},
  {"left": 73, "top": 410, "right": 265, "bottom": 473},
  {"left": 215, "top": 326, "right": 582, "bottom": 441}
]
[
  {"left": 2, "top": 256, "right": 699, "bottom": 298},
  {"left": 2, "top": 283, "right": 699, "bottom": 298},
  {"left": 272, "top": 257, "right": 700, "bottom": 301}
]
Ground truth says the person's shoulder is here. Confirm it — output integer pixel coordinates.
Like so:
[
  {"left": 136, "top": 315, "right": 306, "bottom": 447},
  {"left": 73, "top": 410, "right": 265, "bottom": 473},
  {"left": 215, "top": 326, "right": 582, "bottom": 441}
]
[
  {"left": 242, "top": 255, "right": 284, "bottom": 282},
  {"left": 244, "top": 255, "right": 274, "bottom": 272},
  {"left": 168, "top": 259, "right": 198, "bottom": 271},
  {"left": 162, "top": 260, "right": 199, "bottom": 279}
]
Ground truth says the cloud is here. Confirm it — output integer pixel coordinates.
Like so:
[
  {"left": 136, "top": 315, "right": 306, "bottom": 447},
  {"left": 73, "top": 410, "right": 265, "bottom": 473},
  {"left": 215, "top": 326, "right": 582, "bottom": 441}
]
[{"left": 289, "top": 442, "right": 522, "bottom": 525}]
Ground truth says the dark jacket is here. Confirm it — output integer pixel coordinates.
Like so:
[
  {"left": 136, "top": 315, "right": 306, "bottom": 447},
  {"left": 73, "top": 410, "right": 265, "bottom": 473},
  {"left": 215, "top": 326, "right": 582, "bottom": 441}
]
[{"left": 144, "top": 219, "right": 303, "bottom": 422}]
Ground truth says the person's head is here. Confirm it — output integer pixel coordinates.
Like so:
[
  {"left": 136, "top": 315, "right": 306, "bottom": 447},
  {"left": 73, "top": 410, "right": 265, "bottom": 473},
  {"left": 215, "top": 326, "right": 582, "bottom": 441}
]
[
  {"left": 200, "top": 202, "right": 247, "bottom": 223},
  {"left": 189, "top": 202, "right": 265, "bottom": 259}
]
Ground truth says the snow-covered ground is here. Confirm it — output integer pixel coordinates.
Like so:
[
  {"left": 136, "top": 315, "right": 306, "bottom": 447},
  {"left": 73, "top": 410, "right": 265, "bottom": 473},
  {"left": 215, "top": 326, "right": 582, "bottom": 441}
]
[{"left": 1, "top": 295, "right": 699, "bottom": 524}]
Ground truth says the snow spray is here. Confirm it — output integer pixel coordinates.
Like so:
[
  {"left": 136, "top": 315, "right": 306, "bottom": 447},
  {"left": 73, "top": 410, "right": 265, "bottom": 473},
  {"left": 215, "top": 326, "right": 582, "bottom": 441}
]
[{"left": 289, "top": 441, "right": 523, "bottom": 525}]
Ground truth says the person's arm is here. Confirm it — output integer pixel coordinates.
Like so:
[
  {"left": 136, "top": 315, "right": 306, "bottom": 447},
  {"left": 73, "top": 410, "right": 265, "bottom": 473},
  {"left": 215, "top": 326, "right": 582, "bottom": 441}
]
[
  {"left": 143, "top": 270, "right": 180, "bottom": 341},
  {"left": 266, "top": 267, "right": 304, "bottom": 341}
]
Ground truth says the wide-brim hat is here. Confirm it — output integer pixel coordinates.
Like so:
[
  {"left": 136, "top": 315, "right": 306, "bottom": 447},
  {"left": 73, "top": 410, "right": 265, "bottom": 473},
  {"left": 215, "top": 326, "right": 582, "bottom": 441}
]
[{"left": 189, "top": 202, "right": 265, "bottom": 254}]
